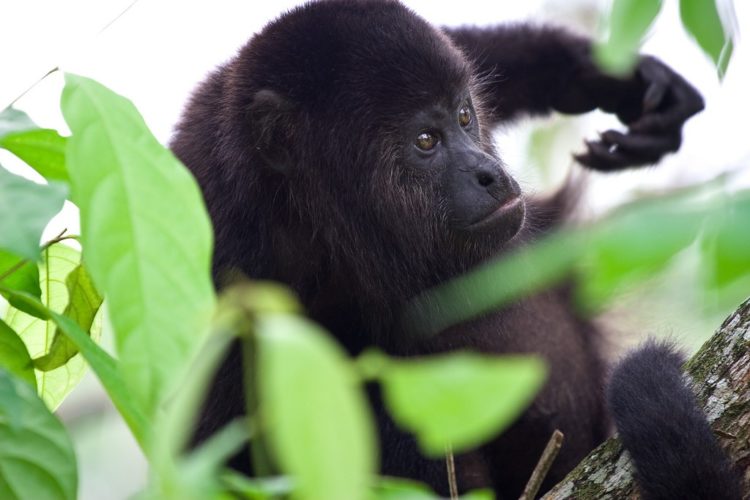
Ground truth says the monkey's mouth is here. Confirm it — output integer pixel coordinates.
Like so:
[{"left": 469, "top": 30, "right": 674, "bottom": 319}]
[{"left": 464, "top": 195, "right": 525, "bottom": 233}]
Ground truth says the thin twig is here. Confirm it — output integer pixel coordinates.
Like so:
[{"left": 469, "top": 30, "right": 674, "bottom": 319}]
[
  {"left": 445, "top": 444, "right": 459, "bottom": 499},
  {"left": 7, "top": 67, "right": 59, "bottom": 109},
  {"left": 519, "top": 430, "right": 564, "bottom": 500},
  {"left": 0, "top": 229, "right": 74, "bottom": 282},
  {"left": 5, "top": 0, "right": 141, "bottom": 109}
]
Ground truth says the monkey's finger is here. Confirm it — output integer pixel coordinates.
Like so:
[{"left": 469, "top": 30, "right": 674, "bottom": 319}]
[
  {"left": 637, "top": 57, "right": 670, "bottom": 112},
  {"left": 575, "top": 140, "right": 638, "bottom": 171},
  {"left": 642, "top": 82, "right": 667, "bottom": 113},
  {"left": 576, "top": 138, "right": 668, "bottom": 170},
  {"left": 601, "top": 130, "right": 681, "bottom": 158},
  {"left": 630, "top": 75, "right": 704, "bottom": 133}
]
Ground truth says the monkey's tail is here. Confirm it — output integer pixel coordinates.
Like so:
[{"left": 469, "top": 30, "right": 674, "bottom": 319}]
[{"left": 607, "top": 341, "right": 741, "bottom": 500}]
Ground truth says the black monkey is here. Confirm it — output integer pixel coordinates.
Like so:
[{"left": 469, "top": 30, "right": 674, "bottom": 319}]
[{"left": 170, "top": 1, "right": 740, "bottom": 498}]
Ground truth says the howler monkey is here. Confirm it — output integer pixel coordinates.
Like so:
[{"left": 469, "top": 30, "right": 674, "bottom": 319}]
[{"left": 170, "top": 1, "right": 741, "bottom": 498}]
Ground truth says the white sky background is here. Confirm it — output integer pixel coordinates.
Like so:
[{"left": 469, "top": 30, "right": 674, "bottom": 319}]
[
  {"left": 0, "top": 1, "right": 749, "bottom": 499},
  {"left": 1, "top": 0, "right": 749, "bottom": 233}
]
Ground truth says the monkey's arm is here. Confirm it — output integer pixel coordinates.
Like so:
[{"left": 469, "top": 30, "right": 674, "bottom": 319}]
[{"left": 444, "top": 25, "right": 704, "bottom": 170}]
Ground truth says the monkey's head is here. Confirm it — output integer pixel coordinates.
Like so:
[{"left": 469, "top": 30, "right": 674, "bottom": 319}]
[{"left": 219, "top": 0, "right": 525, "bottom": 292}]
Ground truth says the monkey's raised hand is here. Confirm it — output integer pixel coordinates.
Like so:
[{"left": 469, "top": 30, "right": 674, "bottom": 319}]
[
  {"left": 446, "top": 25, "right": 705, "bottom": 171},
  {"left": 573, "top": 56, "right": 705, "bottom": 171}
]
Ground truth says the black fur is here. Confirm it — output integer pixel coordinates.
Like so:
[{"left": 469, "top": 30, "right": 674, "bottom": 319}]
[
  {"left": 170, "top": 0, "right": 733, "bottom": 497},
  {"left": 608, "top": 342, "right": 741, "bottom": 500}
]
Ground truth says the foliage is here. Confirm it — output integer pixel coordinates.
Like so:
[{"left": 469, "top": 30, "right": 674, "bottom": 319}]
[
  {"left": 0, "top": 5, "right": 744, "bottom": 499},
  {"left": 596, "top": 0, "right": 735, "bottom": 79}
]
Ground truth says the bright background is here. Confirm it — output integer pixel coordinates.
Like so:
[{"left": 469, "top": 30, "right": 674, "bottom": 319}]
[{"left": 1, "top": 1, "right": 748, "bottom": 498}]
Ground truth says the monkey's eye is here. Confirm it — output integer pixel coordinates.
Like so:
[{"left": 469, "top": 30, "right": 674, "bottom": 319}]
[
  {"left": 458, "top": 105, "right": 472, "bottom": 127},
  {"left": 415, "top": 132, "right": 439, "bottom": 151}
]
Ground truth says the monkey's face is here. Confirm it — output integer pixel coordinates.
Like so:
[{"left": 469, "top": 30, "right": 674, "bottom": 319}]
[{"left": 399, "top": 95, "right": 526, "bottom": 243}]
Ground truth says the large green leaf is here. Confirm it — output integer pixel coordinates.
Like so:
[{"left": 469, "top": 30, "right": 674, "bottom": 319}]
[
  {"left": 60, "top": 74, "right": 215, "bottom": 416},
  {"left": 4, "top": 244, "right": 100, "bottom": 409},
  {"left": 680, "top": 0, "right": 734, "bottom": 79},
  {"left": 257, "top": 314, "right": 376, "bottom": 500},
  {"left": 0, "top": 163, "right": 67, "bottom": 261},
  {"left": 0, "top": 129, "right": 68, "bottom": 182},
  {"left": 34, "top": 263, "right": 103, "bottom": 371},
  {"left": 0, "top": 284, "right": 148, "bottom": 448},
  {"left": 0, "top": 320, "right": 36, "bottom": 390},
  {"left": 578, "top": 198, "right": 704, "bottom": 310},
  {"left": 0, "top": 368, "right": 77, "bottom": 500},
  {"left": 595, "top": 0, "right": 663, "bottom": 74},
  {"left": 379, "top": 353, "right": 545, "bottom": 456},
  {"left": 0, "top": 107, "right": 37, "bottom": 138}
]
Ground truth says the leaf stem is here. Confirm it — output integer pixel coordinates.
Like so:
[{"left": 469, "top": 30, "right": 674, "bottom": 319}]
[{"left": 445, "top": 444, "right": 459, "bottom": 499}]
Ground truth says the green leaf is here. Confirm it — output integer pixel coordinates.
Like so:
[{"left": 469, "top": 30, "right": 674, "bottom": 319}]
[
  {"left": 0, "top": 368, "right": 77, "bottom": 500},
  {"left": 222, "top": 472, "right": 293, "bottom": 500},
  {"left": 0, "top": 129, "right": 68, "bottom": 182},
  {"left": 373, "top": 477, "right": 496, "bottom": 500},
  {"left": 257, "top": 314, "right": 376, "bottom": 500},
  {"left": 0, "top": 320, "right": 36, "bottom": 389},
  {"left": 172, "top": 420, "right": 250, "bottom": 500},
  {"left": 0, "top": 249, "right": 42, "bottom": 317},
  {"left": 379, "top": 353, "right": 546, "bottom": 456},
  {"left": 372, "top": 477, "right": 435, "bottom": 500},
  {"left": 0, "top": 163, "right": 67, "bottom": 261},
  {"left": 595, "top": 0, "right": 663, "bottom": 74},
  {"left": 0, "top": 107, "right": 37, "bottom": 138},
  {"left": 405, "top": 230, "right": 583, "bottom": 337},
  {"left": 34, "top": 264, "right": 103, "bottom": 371},
  {"left": 0, "top": 284, "right": 149, "bottom": 448},
  {"left": 579, "top": 198, "right": 704, "bottom": 310},
  {"left": 4, "top": 244, "right": 100, "bottom": 409},
  {"left": 61, "top": 73, "right": 215, "bottom": 416},
  {"left": 701, "top": 192, "right": 750, "bottom": 288},
  {"left": 680, "top": 0, "right": 734, "bottom": 79}
]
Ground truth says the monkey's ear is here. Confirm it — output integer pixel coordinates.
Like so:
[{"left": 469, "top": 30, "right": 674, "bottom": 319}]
[{"left": 248, "top": 89, "right": 296, "bottom": 175}]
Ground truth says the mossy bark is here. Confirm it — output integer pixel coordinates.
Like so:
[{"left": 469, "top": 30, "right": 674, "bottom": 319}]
[{"left": 542, "top": 297, "right": 750, "bottom": 499}]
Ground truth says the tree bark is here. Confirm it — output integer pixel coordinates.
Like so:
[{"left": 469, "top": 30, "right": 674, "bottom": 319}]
[{"left": 542, "top": 297, "right": 750, "bottom": 499}]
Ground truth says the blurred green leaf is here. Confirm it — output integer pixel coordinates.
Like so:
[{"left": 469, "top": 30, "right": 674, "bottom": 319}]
[
  {"left": 61, "top": 73, "right": 216, "bottom": 416},
  {"left": 701, "top": 192, "right": 750, "bottom": 288},
  {"left": 257, "top": 314, "right": 376, "bottom": 500},
  {"left": 0, "top": 320, "right": 36, "bottom": 389},
  {"left": 595, "top": 0, "right": 663, "bottom": 74},
  {"left": 379, "top": 353, "right": 546, "bottom": 456},
  {"left": 0, "top": 163, "right": 67, "bottom": 261},
  {"left": 0, "top": 107, "right": 37, "bottom": 138},
  {"left": 373, "top": 477, "right": 435, "bottom": 500},
  {"left": 0, "top": 368, "right": 77, "bottom": 500},
  {"left": 4, "top": 243, "right": 100, "bottom": 409},
  {"left": 405, "top": 230, "right": 583, "bottom": 337},
  {"left": 221, "top": 282, "right": 302, "bottom": 319},
  {"left": 372, "top": 477, "right": 494, "bottom": 500},
  {"left": 34, "top": 263, "right": 103, "bottom": 371},
  {"left": 0, "top": 129, "right": 68, "bottom": 182},
  {"left": 222, "top": 472, "right": 293, "bottom": 500},
  {"left": 0, "top": 249, "right": 42, "bottom": 316},
  {"left": 175, "top": 420, "right": 250, "bottom": 500},
  {"left": 148, "top": 328, "right": 236, "bottom": 499},
  {"left": 579, "top": 198, "right": 704, "bottom": 310},
  {"left": 680, "top": 0, "right": 734, "bottom": 79}
]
